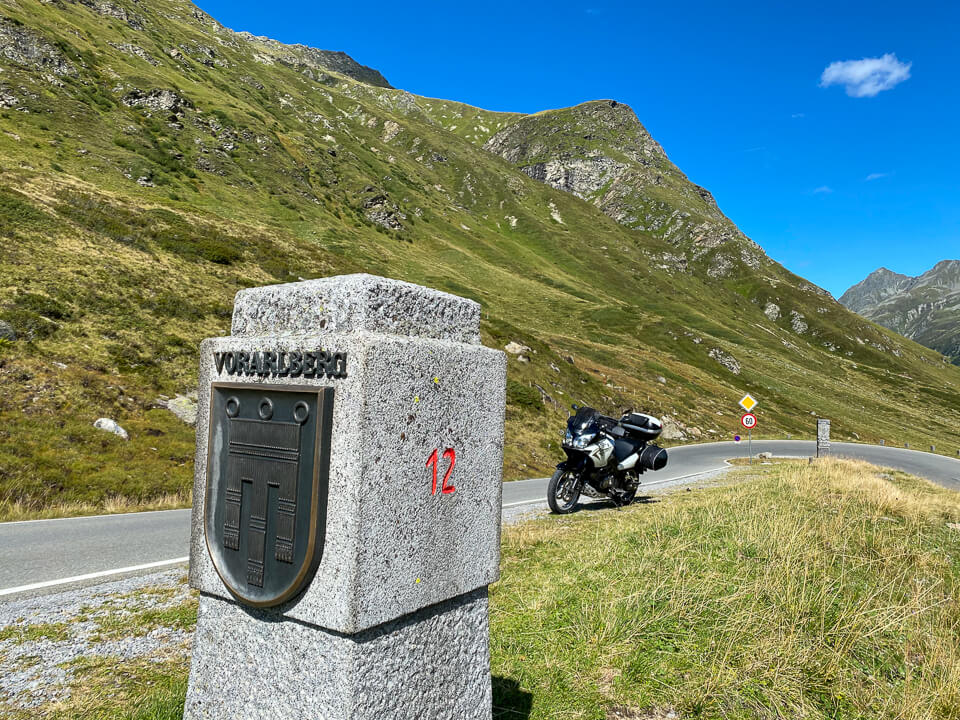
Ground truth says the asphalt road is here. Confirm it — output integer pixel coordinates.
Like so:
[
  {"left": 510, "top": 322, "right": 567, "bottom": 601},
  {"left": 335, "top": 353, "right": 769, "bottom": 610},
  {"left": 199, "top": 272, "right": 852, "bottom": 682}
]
[{"left": 3, "top": 440, "right": 959, "bottom": 599}]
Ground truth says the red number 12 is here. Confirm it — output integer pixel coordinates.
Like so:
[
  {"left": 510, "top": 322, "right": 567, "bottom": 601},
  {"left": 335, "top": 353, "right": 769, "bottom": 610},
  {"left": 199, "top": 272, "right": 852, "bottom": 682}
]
[{"left": 426, "top": 448, "right": 456, "bottom": 495}]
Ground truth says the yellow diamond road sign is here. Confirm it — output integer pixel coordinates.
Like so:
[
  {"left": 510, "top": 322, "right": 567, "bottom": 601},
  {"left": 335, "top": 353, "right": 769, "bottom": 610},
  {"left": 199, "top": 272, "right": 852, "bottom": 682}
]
[{"left": 739, "top": 394, "right": 757, "bottom": 412}]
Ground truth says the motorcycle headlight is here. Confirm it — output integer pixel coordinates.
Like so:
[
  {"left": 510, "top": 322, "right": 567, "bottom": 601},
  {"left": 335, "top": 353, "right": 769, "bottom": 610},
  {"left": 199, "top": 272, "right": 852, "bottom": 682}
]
[
  {"left": 572, "top": 432, "right": 596, "bottom": 449},
  {"left": 564, "top": 430, "right": 574, "bottom": 445}
]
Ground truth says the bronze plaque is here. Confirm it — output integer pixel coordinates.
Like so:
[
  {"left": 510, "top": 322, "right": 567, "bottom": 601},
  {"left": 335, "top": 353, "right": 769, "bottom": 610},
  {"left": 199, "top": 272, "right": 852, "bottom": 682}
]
[{"left": 204, "top": 382, "right": 333, "bottom": 607}]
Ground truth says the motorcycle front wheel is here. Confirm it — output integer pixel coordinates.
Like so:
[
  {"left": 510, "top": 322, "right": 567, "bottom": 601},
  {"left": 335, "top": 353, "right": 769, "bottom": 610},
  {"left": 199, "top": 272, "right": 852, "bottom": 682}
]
[{"left": 547, "top": 467, "right": 582, "bottom": 514}]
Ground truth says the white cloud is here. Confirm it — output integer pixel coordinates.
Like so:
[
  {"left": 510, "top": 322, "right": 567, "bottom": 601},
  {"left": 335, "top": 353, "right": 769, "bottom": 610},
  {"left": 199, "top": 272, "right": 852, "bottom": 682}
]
[
  {"left": 865, "top": 172, "right": 891, "bottom": 181},
  {"left": 813, "top": 186, "right": 833, "bottom": 194},
  {"left": 791, "top": 112, "right": 805, "bottom": 118},
  {"left": 820, "top": 53, "right": 911, "bottom": 98}
]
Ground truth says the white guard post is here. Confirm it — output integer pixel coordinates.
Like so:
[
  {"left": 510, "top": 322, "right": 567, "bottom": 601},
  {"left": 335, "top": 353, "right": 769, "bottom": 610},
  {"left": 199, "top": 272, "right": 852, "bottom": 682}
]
[{"left": 816, "top": 419, "right": 831, "bottom": 458}]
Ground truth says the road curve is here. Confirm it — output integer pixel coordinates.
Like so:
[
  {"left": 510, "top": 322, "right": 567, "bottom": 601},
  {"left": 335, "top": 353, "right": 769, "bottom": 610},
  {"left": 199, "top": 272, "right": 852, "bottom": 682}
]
[{"left": 3, "top": 441, "right": 959, "bottom": 598}]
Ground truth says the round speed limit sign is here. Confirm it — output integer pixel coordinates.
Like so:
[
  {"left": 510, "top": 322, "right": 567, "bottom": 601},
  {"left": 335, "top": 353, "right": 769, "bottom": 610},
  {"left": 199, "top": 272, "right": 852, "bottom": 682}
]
[{"left": 741, "top": 413, "right": 757, "bottom": 429}]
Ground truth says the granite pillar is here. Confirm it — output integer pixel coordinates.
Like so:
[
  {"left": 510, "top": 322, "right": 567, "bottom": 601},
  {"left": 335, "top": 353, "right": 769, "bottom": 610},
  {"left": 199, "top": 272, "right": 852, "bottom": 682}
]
[{"left": 183, "top": 274, "right": 507, "bottom": 719}]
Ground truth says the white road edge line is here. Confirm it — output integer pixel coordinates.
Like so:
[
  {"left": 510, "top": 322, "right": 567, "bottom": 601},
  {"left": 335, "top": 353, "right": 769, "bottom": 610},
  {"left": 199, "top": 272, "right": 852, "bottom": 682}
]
[
  {"left": 0, "top": 507, "right": 192, "bottom": 527},
  {"left": 502, "top": 499, "right": 547, "bottom": 508},
  {"left": 0, "top": 557, "right": 189, "bottom": 597}
]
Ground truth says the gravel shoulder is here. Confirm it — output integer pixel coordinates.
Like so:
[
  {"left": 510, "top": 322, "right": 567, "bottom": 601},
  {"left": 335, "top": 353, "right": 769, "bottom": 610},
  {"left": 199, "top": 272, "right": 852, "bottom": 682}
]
[{"left": 0, "top": 569, "right": 195, "bottom": 714}]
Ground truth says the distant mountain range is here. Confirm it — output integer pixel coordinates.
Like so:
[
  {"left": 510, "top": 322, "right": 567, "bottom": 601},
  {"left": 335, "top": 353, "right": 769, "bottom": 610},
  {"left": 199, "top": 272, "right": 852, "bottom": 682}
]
[{"left": 840, "top": 261, "right": 960, "bottom": 364}]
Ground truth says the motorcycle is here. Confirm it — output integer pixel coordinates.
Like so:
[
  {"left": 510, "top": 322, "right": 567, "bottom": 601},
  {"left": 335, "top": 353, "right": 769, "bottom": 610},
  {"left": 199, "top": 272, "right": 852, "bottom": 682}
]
[{"left": 548, "top": 405, "right": 668, "bottom": 514}]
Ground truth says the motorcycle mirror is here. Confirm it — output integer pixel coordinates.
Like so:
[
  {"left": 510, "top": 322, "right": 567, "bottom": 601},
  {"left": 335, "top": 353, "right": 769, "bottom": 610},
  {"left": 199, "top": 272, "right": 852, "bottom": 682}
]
[{"left": 571, "top": 403, "right": 579, "bottom": 411}]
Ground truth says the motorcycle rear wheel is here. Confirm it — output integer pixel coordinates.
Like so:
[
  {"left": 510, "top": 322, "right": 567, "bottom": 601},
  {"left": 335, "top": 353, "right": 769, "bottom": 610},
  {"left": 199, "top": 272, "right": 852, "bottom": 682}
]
[{"left": 547, "top": 468, "right": 582, "bottom": 514}]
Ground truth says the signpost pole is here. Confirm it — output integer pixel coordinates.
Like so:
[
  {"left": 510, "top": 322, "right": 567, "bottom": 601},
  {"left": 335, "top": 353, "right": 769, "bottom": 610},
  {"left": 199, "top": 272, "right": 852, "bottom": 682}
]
[{"left": 738, "top": 395, "right": 758, "bottom": 466}]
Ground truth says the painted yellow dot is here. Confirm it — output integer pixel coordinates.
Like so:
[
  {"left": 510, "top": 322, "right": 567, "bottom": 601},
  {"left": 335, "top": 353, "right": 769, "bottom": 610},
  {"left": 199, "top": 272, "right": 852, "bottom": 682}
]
[
  {"left": 414, "top": 395, "right": 420, "bottom": 403},
  {"left": 415, "top": 578, "right": 421, "bottom": 584},
  {"left": 433, "top": 376, "right": 440, "bottom": 384}
]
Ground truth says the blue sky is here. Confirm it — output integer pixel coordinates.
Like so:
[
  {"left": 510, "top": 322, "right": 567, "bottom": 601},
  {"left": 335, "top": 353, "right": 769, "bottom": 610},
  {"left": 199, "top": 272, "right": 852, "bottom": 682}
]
[{"left": 197, "top": 0, "right": 959, "bottom": 297}]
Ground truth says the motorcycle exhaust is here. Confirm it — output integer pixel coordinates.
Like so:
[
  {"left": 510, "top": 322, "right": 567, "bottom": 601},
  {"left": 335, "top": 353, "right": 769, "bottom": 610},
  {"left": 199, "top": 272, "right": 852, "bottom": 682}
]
[{"left": 616, "top": 453, "right": 639, "bottom": 471}]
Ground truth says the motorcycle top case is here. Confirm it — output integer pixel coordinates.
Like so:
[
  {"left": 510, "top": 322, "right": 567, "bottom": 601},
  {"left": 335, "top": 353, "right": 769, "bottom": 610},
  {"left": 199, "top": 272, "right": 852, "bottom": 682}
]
[
  {"left": 621, "top": 413, "right": 663, "bottom": 442},
  {"left": 639, "top": 444, "right": 668, "bottom": 471}
]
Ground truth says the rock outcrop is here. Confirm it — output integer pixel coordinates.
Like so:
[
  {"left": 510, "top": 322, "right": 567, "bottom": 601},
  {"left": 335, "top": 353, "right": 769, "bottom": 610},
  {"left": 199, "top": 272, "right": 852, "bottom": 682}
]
[
  {"left": 708, "top": 348, "right": 741, "bottom": 374},
  {"left": 69, "top": 0, "right": 146, "bottom": 30},
  {"left": 121, "top": 88, "right": 193, "bottom": 113},
  {"left": 0, "top": 18, "right": 76, "bottom": 77},
  {"left": 0, "top": 320, "right": 16, "bottom": 341}
]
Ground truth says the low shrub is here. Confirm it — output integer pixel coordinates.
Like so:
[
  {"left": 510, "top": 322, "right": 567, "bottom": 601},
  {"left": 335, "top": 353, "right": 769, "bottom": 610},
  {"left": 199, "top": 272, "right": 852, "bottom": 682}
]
[{"left": 507, "top": 380, "right": 543, "bottom": 411}]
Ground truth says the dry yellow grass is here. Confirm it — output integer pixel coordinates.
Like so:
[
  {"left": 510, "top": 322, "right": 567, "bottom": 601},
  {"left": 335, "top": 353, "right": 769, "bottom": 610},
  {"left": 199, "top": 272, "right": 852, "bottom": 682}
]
[
  {"left": 0, "top": 490, "right": 191, "bottom": 523},
  {"left": 493, "top": 459, "right": 960, "bottom": 718}
]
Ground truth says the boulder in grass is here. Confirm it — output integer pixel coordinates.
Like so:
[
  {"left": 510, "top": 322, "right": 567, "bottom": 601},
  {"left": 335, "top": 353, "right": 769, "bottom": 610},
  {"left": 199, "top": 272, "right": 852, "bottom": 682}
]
[
  {"left": 94, "top": 418, "right": 129, "bottom": 440},
  {"left": 504, "top": 341, "right": 531, "bottom": 355},
  {"left": 659, "top": 415, "right": 686, "bottom": 440},
  {"left": 157, "top": 393, "right": 198, "bottom": 425}
]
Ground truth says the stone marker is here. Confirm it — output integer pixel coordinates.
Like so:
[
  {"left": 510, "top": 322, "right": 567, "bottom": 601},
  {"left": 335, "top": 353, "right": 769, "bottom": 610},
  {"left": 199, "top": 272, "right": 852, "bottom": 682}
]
[
  {"left": 183, "top": 274, "right": 507, "bottom": 719},
  {"left": 816, "top": 419, "right": 830, "bottom": 457}
]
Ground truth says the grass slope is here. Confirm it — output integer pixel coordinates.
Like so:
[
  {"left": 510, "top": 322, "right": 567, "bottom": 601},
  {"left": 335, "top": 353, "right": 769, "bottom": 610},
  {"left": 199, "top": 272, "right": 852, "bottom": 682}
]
[
  {"left": 494, "top": 459, "right": 960, "bottom": 717},
  {"left": 5, "top": 459, "right": 960, "bottom": 718},
  {"left": 0, "top": 0, "right": 959, "bottom": 515}
]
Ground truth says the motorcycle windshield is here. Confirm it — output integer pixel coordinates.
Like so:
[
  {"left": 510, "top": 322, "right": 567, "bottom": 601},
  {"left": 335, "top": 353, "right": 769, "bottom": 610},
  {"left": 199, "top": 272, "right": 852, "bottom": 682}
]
[{"left": 570, "top": 406, "right": 601, "bottom": 434}]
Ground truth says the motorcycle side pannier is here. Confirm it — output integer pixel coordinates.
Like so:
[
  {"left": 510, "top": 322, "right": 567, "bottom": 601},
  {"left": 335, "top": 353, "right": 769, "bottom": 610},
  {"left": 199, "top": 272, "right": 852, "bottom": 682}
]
[
  {"left": 621, "top": 413, "right": 663, "bottom": 442},
  {"left": 639, "top": 444, "right": 668, "bottom": 471}
]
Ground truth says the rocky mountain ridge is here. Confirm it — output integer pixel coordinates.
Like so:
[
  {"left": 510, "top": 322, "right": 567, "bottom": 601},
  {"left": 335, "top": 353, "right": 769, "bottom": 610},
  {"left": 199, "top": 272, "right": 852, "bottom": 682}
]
[
  {"left": 481, "top": 100, "right": 769, "bottom": 279},
  {"left": 840, "top": 261, "right": 960, "bottom": 364},
  {"left": 234, "top": 34, "right": 393, "bottom": 88}
]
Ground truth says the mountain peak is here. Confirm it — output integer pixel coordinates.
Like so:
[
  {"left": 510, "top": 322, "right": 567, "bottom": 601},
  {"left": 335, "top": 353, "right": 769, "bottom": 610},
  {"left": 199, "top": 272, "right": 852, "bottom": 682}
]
[
  {"left": 930, "top": 259, "right": 960, "bottom": 272},
  {"left": 840, "top": 267, "right": 913, "bottom": 311},
  {"left": 481, "top": 96, "right": 773, "bottom": 273},
  {"left": 841, "top": 260, "right": 960, "bottom": 363},
  {"left": 867, "top": 266, "right": 909, "bottom": 281}
]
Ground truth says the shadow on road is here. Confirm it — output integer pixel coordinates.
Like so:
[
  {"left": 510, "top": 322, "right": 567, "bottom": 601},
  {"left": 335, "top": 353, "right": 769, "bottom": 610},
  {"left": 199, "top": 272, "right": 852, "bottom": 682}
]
[{"left": 492, "top": 676, "right": 533, "bottom": 719}]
